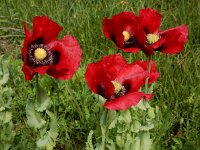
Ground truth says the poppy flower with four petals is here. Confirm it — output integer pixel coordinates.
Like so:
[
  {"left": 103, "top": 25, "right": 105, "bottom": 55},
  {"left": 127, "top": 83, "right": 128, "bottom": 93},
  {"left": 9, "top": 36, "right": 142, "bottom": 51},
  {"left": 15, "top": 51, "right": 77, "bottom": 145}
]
[
  {"left": 85, "top": 54, "right": 159, "bottom": 110},
  {"left": 103, "top": 12, "right": 140, "bottom": 53},
  {"left": 22, "top": 16, "right": 82, "bottom": 80},
  {"left": 102, "top": 8, "right": 188, "bottom": 56}
]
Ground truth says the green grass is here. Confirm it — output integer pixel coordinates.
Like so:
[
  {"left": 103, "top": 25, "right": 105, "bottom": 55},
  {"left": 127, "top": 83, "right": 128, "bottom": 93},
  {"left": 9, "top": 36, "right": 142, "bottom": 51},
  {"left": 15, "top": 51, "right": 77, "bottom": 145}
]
[{"left": 0, "top": 0, "right": 200, "bottom": 149}]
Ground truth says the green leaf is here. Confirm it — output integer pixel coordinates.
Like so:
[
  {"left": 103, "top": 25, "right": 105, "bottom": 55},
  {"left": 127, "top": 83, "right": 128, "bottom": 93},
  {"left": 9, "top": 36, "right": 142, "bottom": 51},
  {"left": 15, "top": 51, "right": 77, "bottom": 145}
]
[
  {"left": 106, "top": 139, "right": 116, "bottom": 150},
  {"left": 35, "top": 85, "right": 51, "bottom": 112},
  {"left": 133, "top": 135, "right": 140, "bottom": 150},
  {"left": 117, "top": 123, "right": 127, "bottom": 133},
  {"left": 124, "top": 133, "right": 132, "bottom": 149},
  {"left": 136, "top": 100, "right": 146, "bottom": 110},
  {"left": 148, "top": 107, "right": 155, "bottom": 119},
  {"left": 100, "top": 109, "right": 108, "bottom": 126},
  {"left": 0, "top": 56, "right": 9, "bottom": 85},
  {"left": 46, "top": 110, "right": 58, "bottom": 140},
  {"left": 148, "top": 83, "right": 155, "bottom": 93},
  {"left": 131, "top": 120, "right": 141, "bottom": 133},
  {"left": 36, "top": 111, "right": 58, "bottom": 150},
  {"left": 116, "top": 135, "right": 124, "bottom": 148},
  {"left": 107, "top": 111, "right": 117, "bottom": 129},
  {"left": 118, "top": 110, "right": 132, "bottom": 124},
  {"left": 36, "top": 133, "right": 51, "bottom": 149},
  {"left": 0, "top": 87, "right": 13, "bottom": 109},
  {"left": 0, "top": 111, "right": 12, "bottom": 124},
  {"left": 0, "top": 122, "right": 16, "bottom": 150},
  {"left": 0, "top": 106, "right": 5, "bottom": 111},
  {"left": 140, "top": 124, "right": 154, "bottom": 131},
  {"left": 140, "top": 131, "right": 152, "bottom": 150},
  {"left": 108, "top": 116, "right": 118, "bottom": 129},
  {"left": 86, "top": 130, "right": 94, "bottom": 150},
  {"left": 26, "top": 98, "right": 46, "bottom": 129}
]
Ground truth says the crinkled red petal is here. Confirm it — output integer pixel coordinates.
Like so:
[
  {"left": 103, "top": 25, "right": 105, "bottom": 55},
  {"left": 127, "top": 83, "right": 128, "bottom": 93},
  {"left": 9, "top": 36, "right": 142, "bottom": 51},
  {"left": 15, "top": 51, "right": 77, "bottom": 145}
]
[
  {"left": 22, "top": 22, "right": 32, "bottom": 60},
  {"left": 115, "top": 63, "right": 148, "bottom": 92},
  {"left": 121, "top": 47, "right": 140, "bottom": 53},
  {"left": 104, "top": 92, "right": 144, "bottom": 110},
  {"left": 47, "top": 35, "right": 82, "bottom": 80},
  {"left": 32, "top": 16, "right": 63, "bottom": 44},
  {"left": 158, "top": 24, "right": 188, "bottom": 54},
  {"left": 139, "top": 8, "right": 161, "bottom": 34},
  {"left": 135, "top": 29, "right": 154, "bottom": 56},
  {"left": 22, "top": 65, "right": 36, "bottom": 80},
  {"left": 143, "top": 93, "right": 154, "bottom": 101}
]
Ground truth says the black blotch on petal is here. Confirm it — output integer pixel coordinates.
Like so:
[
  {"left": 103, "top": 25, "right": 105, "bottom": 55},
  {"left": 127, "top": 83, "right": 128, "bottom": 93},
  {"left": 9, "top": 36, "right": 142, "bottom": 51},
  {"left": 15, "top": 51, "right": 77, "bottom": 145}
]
[
  {"left": 97, "top": 83, "right": 106, "bottom": 98},
  {"left": 124, "top": 82, "right": 131, "bottom": 94},
  {"left": 53, "top": 51, "right": 60, "bottom": 65},
  {"left": 32, "top": 37, "right": 44, "bottom": 45},
  {"left": 123, "top": 37, "right": 136, "bottom": 48}
]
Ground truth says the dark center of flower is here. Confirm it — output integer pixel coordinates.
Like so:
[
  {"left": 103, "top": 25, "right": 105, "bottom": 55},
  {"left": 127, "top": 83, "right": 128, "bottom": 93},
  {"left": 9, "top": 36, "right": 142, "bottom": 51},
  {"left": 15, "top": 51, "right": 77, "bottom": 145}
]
[
  {"left": 122, "top": 31, "right": 136, "bottom": 48},
  {"left": 110, "top": 81, "right": 127, "bottom": 99},
  {"left": 27, "top": 43, "right": 53, "bottom": 68}
]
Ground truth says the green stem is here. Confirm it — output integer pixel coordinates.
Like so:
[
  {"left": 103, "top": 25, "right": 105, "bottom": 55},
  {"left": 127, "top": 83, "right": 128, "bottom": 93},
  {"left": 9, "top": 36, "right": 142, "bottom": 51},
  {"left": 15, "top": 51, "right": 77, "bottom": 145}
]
[
  {"left": 100, "top": 108, "right": 108, "bottom": 150},
  {"left": 35, "top": 73, "right": 39, "bottom": 101},
  {"left": 145, "top": 56, "right": 152, "bottom": 93},
  {"left": 54, "top": 80, "right": 60, "bottom": 113},
  {"left": 143, "top": 56, "right": 153, "bottom": 109}
]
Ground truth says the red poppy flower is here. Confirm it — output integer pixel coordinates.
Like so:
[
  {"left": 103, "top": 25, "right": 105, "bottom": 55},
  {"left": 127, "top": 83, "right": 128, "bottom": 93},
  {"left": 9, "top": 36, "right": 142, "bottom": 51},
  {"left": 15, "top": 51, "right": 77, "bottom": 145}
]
[
  {"left": 102, "top": 12, "right": 140, "bottom": 53},
  {"left": 102, "top": 8, "right": 188, "bottom": 56},
  {"left": 22, "top": 16, "right": 82, "bottom": 80},
  {"left": 135, "top": 8, "right": 188, "bottom": 56},
  {"left": 84, "top": 54, "right": 159, "bottom": 110}
]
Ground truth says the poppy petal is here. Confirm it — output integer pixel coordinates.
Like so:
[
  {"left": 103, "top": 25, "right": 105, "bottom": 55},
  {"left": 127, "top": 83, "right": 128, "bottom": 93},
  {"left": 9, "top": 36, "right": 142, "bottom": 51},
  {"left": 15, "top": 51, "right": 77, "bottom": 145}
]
[
  {"left": 139, "top": 8, "right": 161, "bottom": 34},
  {"left": 22, "top": 22, "right": 32, "bottom": 59},
  {"left": 32, "top": 16, "right": 63, "bottom": 43},
  {"left": 115, "top": 63, "right": 148, "bottom": 92},
  {"left": 143, "top": 93, "right": 154, "bottom": 101},
  {"left": 104, "top": 92, "right": 145, "bottom": 110},
  {"left": 158, "top": 24, "right": 188, "bottom": 54},
  {"left": 47, "top": 35, "right": 82, "bottom": 80},
  {"left": 121, "top": 47, "right": 140, "bottom": 53},
  {"left": 22, "top": 65, "right": 36, "bottom": 80},
  {"left": 135, "top": 29, "right": 154, "bottom": 56},
  {"left": 141, "top": 60, "right": 160, "bottom": 84}
]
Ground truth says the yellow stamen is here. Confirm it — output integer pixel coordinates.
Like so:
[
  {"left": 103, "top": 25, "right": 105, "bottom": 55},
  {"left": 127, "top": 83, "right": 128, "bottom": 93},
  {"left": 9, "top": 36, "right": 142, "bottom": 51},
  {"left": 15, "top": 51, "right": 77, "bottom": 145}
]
[
  {"left": 111, "top": 81, "right": 122, "bottom": 94},
  {"left": 122, "top": 31, "right": 131, "bottom": 42},
  {"left": 34, "top": 48, "right": 47, "bottom": 61},
  {"left": 146, "top": 34, "right": 159, "bottom": 44}
]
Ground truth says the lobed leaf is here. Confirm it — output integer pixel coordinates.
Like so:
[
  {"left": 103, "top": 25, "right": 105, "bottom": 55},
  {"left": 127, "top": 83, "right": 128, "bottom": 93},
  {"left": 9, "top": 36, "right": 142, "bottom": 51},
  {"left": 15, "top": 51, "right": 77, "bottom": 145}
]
[{"left": 26, "top": 98, "right": 46, "bottom": 129}]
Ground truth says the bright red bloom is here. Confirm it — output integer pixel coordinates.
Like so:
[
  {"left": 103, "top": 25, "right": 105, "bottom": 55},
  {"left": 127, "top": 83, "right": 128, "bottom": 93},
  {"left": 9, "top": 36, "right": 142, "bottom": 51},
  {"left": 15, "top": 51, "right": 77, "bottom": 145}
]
[
  {"left": 102, "top": 12, "right": 140, "bottom": 53},
  {"left": 22, "top": 16, "right": 82, "bottom": 80},
  {"left": 135, "top": 8, "right": 188, "bottom": 56},
  {"left": 85, "top": 54, "right": 159, "bottom": 110},
  {"left": 102, "top": 8, "right": 188, "bottom": 56}
]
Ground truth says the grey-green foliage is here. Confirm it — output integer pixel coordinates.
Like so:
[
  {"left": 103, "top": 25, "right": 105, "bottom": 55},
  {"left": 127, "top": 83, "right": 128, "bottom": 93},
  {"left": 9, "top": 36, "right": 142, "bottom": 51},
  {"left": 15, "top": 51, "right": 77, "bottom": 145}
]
[
  {"left": 36, "top": 111, "right": 58, "bottom": 150},
  {"left": 0, "top": 0, "right": 200, "bottom": 149},
  {"left": 88, "top": 104, "right": 156, "bottom": 150},
  {"left": 0, "top": 56, "right": 15, "bottom": 150},
  {"left": 26, "top": 84, "right": 59, "bottom": 149},
  {"left": 26, "top": 97, "right": 46, "bottom": 129},
  {"left": 86, "top": 130, "right": 94, "bottom": 150}
]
